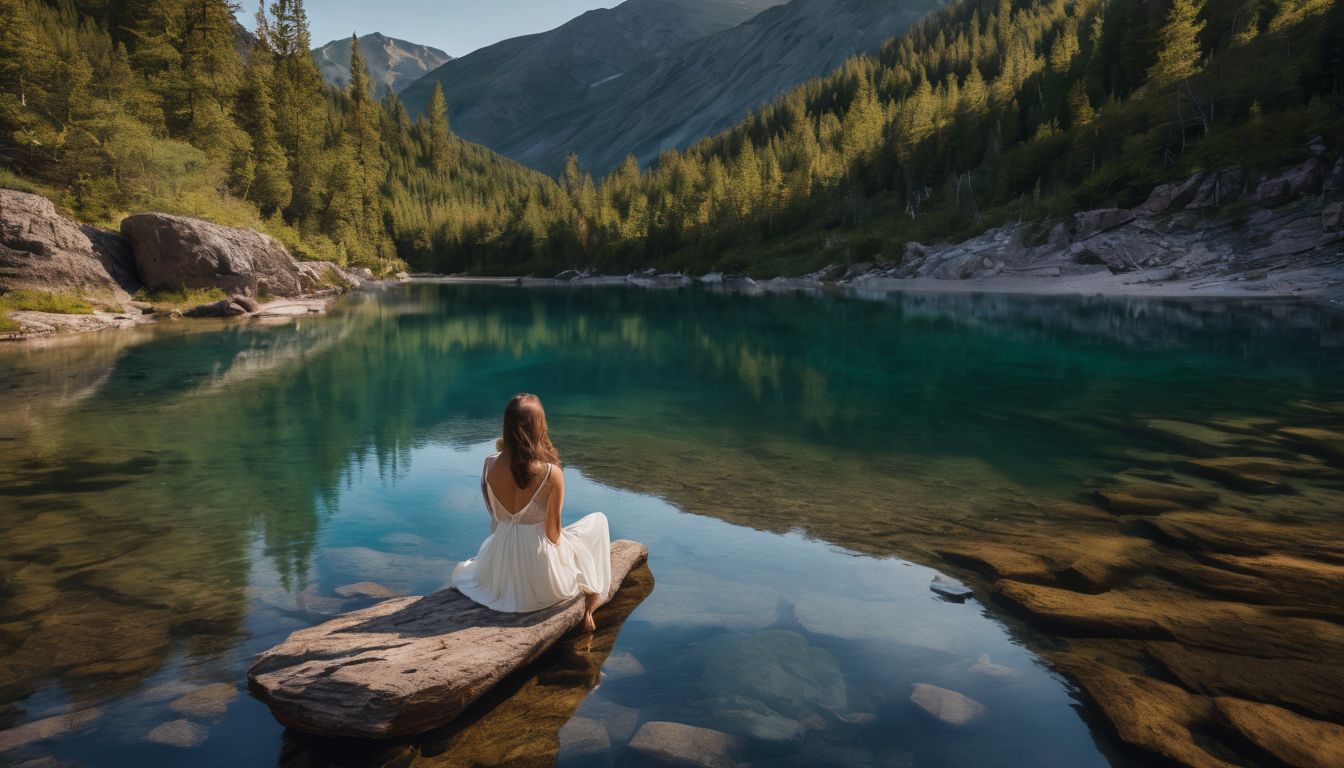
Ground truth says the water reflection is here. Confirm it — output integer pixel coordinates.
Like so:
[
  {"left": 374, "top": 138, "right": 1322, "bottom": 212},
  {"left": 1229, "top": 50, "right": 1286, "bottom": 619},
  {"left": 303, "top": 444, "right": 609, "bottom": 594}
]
[{"left": 0, "top": 284, "right": 1340, "bottom": 766}]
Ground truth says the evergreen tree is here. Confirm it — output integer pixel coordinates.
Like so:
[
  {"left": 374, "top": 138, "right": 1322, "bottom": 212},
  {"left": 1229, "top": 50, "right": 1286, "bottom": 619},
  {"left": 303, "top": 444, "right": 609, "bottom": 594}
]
[
  {"left": 232, "top": 1, "right": 290, "bottom": 213},
  {"left": 1148, "top": 0, "right": 1207, "bottom": 89},
  {"left": 425, "top": 81, "right": 451, "bottom": 173}
]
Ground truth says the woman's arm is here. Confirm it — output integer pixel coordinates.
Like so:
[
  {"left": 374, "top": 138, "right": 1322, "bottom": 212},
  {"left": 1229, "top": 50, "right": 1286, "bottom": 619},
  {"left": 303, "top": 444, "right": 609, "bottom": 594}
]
[
  {"left": 545, "top": 467, "right": 566, "bottom": 545},
  {"left": 481, "top": 455, "right": 497, "bottom": 533}
]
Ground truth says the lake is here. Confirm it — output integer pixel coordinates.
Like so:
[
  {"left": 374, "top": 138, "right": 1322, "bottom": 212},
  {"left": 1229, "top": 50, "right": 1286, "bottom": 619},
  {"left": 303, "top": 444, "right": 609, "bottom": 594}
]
[{"left": 1, "top": 281, "right": 1342, "bottom": 767}]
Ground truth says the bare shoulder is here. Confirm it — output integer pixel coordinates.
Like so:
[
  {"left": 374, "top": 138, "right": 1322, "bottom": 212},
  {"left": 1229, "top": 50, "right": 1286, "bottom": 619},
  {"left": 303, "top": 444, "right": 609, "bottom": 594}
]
[{"left": 550, "top": 464, "right": 565, "bottom": 488}]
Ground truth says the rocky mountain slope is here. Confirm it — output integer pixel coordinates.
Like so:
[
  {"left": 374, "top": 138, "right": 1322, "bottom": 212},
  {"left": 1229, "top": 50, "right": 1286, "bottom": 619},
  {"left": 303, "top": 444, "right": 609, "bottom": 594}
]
[
  {"left": 533, "top": 0, "right": 943, "bottom": 175},
  {"left": 399, "top": 0, "right": 794, "bottom": 174},
  {"left": 314, "top": 33, "right": 451, "bottom": 97}
]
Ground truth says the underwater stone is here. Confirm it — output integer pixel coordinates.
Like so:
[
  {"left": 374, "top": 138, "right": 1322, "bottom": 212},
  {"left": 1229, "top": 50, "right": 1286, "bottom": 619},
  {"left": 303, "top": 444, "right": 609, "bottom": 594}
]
[
  {"left": 909, "top": 683, "right": 987, "bottom": 728},
  {"left": 627, "top": 721, "right": 741, "bottom": 768},
  {"left": 144, "top": 719, "right": 209, "bottom": 748}
]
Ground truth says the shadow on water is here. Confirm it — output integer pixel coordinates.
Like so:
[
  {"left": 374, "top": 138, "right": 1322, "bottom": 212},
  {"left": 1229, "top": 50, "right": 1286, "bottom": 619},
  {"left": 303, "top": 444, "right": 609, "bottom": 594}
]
[{"left": 274, "top": 564, "right": 655, "bottom": 768}]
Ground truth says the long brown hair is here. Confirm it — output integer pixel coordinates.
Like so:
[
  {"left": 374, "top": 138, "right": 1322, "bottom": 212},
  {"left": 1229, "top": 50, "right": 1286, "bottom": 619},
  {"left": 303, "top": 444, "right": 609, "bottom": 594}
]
[{"left": 501, "top": 393, "right": 560, "bottom": 488}]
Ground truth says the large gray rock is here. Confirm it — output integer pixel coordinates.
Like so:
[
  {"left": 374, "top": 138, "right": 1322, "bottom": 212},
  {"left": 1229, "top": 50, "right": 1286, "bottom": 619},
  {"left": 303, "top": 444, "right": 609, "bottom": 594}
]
[
  {"left": 0, "top": 189, "right": 140, "bottom": 303},
  {"left": 247, "top": 540, "right": 648, "bottom": 738},
  {"left": 120, "top": 213, "right": 348, "bottom": 298},
  {"left": 1251, "top": 158, "right": 1328, "bottom": 206}
]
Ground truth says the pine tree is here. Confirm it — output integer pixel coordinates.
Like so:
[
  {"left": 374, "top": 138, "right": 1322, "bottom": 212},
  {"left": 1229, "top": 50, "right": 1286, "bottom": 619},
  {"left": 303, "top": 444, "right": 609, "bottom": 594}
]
[
  {"left": 1049, "top": 18, "right": 1080, "bottom": 73},
  {"left": 1067, "top": 79, "right": 1094, "bottom": 126},
  {"left": 425, "top": 81, "right": 451, "bottom": 173},
  {"left": 268, "top": 0, "right": 325, "bottom": 223},
  {"left": 1147, "top": 0, "right": 1206, "bottom": 90},
  {"left": 232, "top": 2, "right": 291, "bottom": 214}
]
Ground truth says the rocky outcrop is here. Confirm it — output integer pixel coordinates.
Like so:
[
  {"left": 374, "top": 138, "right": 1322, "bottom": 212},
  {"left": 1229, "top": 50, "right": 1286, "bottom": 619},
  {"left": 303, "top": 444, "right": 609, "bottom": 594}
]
[
  {"left": 810, "top": 145, "right": 1344, "bottom": 294},
  {"left": 0, "top": 189, "right": 140, "bottom": 304},
  {"left": 247, "top": 539, "right": 648, "bottom": 739},
  {"left": 121, "top": 213, "right": 358, "bottom": 298}
]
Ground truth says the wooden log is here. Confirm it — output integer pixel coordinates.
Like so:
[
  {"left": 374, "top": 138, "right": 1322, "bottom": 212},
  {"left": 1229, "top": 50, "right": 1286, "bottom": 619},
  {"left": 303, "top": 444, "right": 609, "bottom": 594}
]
[{"left": 247, "top": 539, "right": 649, "bottom": 739}]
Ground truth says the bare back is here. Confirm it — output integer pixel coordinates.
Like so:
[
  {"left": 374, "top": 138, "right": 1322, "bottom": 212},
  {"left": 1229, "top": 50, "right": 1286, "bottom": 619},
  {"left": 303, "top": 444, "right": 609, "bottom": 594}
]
[{"left": 484, "top": 450, "right": 566, "bottom": 543}]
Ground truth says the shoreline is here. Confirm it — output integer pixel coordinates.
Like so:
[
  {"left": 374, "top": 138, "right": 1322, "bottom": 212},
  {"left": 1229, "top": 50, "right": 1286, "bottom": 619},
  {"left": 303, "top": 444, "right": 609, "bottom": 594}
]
[
  {"left": 6, "top": 266, "right": 1341, "bottom": 345},
  {"left": 423, "top": 266, "right": 1344, "bottom": 302}
]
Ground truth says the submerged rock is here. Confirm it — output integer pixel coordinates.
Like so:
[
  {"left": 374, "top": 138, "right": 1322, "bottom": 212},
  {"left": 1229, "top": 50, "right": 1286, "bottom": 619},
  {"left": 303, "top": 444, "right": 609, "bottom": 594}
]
[
  {"left": 908, "top": 683, "right": 987, "bottom": 728},
  {"left": 247, "top": 540, "right": 648, "bottom": 738},
  {"left": 627, "top": 721, "right": 741, "bottom": 768},
  {"left": 556, "top": 716, "right": 611, "bottom": 766},
  {"left": 0, "top": 708, "right": 102, "bottom": 753},
  {"left": 577, "top": 698, "right": 639, "bottom": 744},
  {"left": 144, "top": 719, "right": 209, "bottom": 749},
  {"left": 168, "top": 683, "right": 237, "bottom": 719},
  {"left": 969, "top": 654, "right": 1021, "bottom": 682},
  {"left": 602, "top": 649, "right": 644, "bottom": 680},
  {"left": 334, "top": 582, "right": 399, "bottom": 599},
  {"left": 683, "top": 630, "right": 847, "bottom": 719}
]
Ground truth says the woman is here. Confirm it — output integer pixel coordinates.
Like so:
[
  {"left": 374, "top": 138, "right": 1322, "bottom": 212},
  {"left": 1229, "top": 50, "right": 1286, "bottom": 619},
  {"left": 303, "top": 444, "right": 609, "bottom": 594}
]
[{"left": 452, "top": 393, "right": 612, "bottom": 631}]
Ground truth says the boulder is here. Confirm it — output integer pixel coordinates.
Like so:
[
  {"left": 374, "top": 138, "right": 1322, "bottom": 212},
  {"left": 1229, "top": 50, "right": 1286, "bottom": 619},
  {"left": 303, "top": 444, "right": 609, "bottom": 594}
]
[
  {"left": 0, "top": 190, "right": 140, "bottom": 304},
  {"left": 1251, "top": 158, "right": 1327, "bottom": 206},
  {"left": 247, "top": 540, "right": 648, "bottom": 738},
  {"left": 627, "top": 721, "right": 741, "bottom": 768},
  {"left": 229, "top": 295, "right": 261, "bottom": 313},
  {"left": 1139, "top": 173, "right": 1204, "bottom": 214},
  {"left": 1187, "top": 166, "right": 1245, "bottom": 209},
  {"left": 121, "top": 213, "right": 322, "bottom": 298},
  {"left": 909, "top": 683, "right": 987, "bottom": 728},
  {"left": 181, "top": 299, "right": 237, "bottom": 318},
  {"left": 1324, "top": 202, "right": 1343, "bottom": 232},
  {"left": 1073, "top": 208, "right": 1136, "bottom": 240}
]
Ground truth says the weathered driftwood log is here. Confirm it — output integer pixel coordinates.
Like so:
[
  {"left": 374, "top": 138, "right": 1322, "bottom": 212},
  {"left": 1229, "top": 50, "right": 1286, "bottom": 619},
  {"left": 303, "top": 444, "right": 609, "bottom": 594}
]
[{"left": 247, "top": 539, "right": 649, "bottom": 739}]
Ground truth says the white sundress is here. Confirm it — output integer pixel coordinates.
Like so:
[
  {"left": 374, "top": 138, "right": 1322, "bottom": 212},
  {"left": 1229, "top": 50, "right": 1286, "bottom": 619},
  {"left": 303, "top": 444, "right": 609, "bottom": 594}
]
[{"left": 452, "top": 453, "right": 612, "bottom": 613}]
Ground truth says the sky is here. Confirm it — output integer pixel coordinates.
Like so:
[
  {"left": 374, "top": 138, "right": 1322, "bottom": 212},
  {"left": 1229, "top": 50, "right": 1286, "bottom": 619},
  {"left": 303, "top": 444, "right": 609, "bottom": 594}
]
[{"left": 236, "top": 1, "right": 619, "bottom": 57}]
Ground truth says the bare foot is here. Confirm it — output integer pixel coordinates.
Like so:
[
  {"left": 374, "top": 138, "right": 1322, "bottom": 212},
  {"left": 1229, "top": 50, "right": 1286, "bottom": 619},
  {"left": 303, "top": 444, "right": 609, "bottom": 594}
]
[{"left": 582, "top": 611, "right": 597, "bottom": 633}]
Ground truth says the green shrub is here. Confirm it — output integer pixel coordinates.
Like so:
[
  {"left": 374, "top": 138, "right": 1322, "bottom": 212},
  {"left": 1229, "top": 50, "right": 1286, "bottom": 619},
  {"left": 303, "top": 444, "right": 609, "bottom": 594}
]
[
  {"left": 0, "top": 290, "right": 95, "bottom": 314},
  {"left": 133, "top": 287, "right": 229, "bottom": 306}
]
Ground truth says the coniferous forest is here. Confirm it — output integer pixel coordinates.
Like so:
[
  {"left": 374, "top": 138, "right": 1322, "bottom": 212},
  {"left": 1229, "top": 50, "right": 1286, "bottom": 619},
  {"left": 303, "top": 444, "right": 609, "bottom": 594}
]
[{"left": 1, "top": 0, "right": 1341, "bottom": 277}]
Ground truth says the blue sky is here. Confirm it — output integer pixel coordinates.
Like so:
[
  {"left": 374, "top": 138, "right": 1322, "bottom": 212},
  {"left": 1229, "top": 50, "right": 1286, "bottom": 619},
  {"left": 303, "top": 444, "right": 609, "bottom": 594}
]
[{"left": 236, "top": 1, "right": 618, "bottom": 57}]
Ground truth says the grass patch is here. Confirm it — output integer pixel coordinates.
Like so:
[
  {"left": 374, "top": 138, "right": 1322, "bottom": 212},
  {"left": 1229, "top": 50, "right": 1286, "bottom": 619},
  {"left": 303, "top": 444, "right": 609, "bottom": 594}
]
[
  {"left": 0, "top": 313, "right": 20, "bottom": 333},
  {"left": 133, "top": 287, "right": 229, "bottom": 306},
  {"left": 0, "top": 290, "right": 94, "bottom": 314}
]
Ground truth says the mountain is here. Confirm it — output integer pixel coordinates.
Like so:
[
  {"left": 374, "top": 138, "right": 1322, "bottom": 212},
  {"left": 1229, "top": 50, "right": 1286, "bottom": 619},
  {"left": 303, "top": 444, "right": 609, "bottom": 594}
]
[
  {"left": 399, "top": 0, "right": 785, "bottom": 173},
  {"left": 314, "top": 33, "right": 451, "bottom": 97},
  {"left": 526, "top": 0, "right": 945, "bottom": 175}
]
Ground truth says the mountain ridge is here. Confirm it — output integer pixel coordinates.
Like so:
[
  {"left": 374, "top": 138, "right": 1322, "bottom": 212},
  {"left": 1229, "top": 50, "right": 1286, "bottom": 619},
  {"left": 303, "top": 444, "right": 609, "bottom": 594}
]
[
  {"left": 314, "top": 33, "right": 451, "bottom": 97},
  {"left": 399, "top": 0, "right": 791, "bottom": 173}
]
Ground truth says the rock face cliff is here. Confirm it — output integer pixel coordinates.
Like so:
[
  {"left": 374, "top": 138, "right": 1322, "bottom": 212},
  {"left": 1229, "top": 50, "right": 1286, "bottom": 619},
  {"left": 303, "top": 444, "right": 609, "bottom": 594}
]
[{"left": 0, "top": 190, "right": 141, "bottom": 304}]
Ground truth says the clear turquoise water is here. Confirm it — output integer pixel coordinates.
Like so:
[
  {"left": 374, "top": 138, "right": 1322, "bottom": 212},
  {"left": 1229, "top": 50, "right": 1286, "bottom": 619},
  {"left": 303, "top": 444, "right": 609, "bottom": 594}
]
[{"left": 1, "top": 282, "right": 1341, "bottom": 767}]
